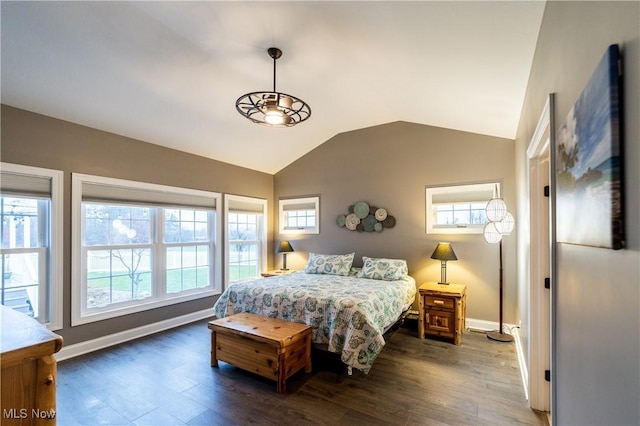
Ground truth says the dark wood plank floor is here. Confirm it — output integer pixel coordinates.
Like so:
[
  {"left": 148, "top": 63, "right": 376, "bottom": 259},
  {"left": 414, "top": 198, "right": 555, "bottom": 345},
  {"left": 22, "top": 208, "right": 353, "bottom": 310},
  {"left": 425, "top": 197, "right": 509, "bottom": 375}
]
[{"left": 57, "top": 319, "right": 547, "bottom": 425}]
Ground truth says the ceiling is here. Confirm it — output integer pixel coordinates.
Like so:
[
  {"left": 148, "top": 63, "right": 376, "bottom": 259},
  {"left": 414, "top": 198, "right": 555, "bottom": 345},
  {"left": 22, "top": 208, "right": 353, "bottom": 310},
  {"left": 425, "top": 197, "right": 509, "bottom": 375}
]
[{"left": 1, "top": 1, "right": 546, "bottom": 174}]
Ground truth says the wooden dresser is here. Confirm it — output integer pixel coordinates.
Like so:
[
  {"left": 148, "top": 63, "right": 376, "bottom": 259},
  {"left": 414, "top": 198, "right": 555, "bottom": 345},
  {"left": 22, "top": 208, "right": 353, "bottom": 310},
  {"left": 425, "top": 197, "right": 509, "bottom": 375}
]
[
  {"left": 418, "top": 282, "right": 467, "bottom": 345},
  {"left": 1, "top": 306, "right": 63, "bottom": 425}
]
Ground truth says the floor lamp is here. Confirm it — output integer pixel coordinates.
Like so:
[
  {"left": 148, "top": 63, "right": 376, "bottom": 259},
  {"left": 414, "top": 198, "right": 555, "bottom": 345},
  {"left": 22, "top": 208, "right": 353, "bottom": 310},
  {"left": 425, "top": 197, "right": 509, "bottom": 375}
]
[
  {"left": 484, "top": 193, "right": 515, "bottom": 343},
  {"left": 487, "top": 239, "right": 513, "bottom": 342}
]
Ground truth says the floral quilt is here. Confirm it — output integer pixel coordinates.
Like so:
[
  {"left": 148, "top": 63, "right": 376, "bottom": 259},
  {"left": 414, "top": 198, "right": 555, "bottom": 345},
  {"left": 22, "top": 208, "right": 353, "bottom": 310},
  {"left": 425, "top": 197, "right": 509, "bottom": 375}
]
[{"left": 212, "top": 271, "right": 416, "bottom": 374}]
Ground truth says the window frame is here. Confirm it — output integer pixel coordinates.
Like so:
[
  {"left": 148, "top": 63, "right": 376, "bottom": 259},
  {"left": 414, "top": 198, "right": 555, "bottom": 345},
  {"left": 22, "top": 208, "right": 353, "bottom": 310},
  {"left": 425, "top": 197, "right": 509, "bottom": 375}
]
[
  {"left": 224, "top": 194, "right": 267, "bottom": 288},
  {"left": 72, "top": 174, "right": 222, "bottom": 326},
  {"left": 0, "top": 162, "right": 63, "bottom": 330},
  {"left": 278, "top": 196, "right": 319, "bottom": 235},
  {"left": 425, "top": 181, "right": 500, "bottom": 234}
]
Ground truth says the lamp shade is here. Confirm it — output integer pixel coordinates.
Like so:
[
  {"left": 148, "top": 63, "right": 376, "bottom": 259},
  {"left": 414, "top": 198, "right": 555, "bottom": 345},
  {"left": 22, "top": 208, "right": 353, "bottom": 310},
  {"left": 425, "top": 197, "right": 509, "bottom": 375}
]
[
  {"left": 277, "top": 240, "right": 294, "bottom": 253},
  {"left": 485, "top": 197, "right": 508, "bottom": 222},
  {"left": 430, "top": 242, "right": 457, "bottom": 261},
  {"left": 495, "top": 211, "right": 515, "bottom": 235},
  {"left": 483, "top": 221, "right": 503, "bottom": 244}
]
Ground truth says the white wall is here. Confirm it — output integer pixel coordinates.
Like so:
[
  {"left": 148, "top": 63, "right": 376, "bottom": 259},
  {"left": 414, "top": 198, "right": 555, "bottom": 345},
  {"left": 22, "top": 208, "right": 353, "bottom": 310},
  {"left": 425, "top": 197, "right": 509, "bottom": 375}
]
[{"left": 515, "top": 2, "right": 640, "bottom": 425}]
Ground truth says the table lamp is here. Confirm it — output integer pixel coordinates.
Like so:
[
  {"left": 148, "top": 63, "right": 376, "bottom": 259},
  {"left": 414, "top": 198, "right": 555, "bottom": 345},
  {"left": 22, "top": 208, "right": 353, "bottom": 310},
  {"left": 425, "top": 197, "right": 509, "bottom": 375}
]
[
  {"left": 430, "top": 242, "right": 457, "bottom": 284},
  {"left": 277, "top": 240, "right": 294, "bottom": 270}
]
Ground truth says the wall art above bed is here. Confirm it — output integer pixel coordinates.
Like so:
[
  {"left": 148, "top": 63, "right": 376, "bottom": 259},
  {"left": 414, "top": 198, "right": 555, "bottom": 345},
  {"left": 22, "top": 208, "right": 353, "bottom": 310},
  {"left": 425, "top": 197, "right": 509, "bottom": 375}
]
[{"left": 336, "top": 201, "right": 396, "bottom": 232}]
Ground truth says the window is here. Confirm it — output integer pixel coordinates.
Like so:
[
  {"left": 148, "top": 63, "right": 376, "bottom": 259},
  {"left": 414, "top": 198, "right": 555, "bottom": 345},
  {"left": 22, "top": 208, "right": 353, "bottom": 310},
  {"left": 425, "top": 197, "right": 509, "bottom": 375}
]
[
  {"left": 72, "top": 174, "right": 222, "bottom": 325},
  {"left": 279, "top": 197, "right": 319, "bottom": 234},
  {"left": 225, "top": 195, "right": 267, "bottom": 286},
  {"left": 426, "top": 182, "right": 499, "bottom": 234},
  {"left": 0, "top": 163, "right": 63, "bottom": 330}
]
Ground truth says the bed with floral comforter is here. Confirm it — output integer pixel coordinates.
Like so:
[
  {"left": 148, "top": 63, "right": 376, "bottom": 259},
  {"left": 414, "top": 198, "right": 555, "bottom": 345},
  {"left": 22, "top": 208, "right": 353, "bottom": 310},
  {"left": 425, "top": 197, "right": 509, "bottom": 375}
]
[{"left": 212, "top": 259, "right": 416, "bottom": 374}]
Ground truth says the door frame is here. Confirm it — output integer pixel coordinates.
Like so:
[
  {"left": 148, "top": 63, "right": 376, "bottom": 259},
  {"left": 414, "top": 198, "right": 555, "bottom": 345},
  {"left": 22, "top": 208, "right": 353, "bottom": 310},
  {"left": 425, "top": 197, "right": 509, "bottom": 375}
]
[{"left": 526, "top": 94, "right": 556, "bottom": 415}]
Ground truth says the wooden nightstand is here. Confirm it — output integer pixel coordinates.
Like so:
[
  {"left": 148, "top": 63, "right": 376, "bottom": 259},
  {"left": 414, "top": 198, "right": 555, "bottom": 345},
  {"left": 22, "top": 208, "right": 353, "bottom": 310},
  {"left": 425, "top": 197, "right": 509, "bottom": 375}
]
[
  {"left": 260, "top": 269, "right": 297, "bottom": 278},
  {"left": 418, "top": 282, "right": 467, "bottom": 345}
]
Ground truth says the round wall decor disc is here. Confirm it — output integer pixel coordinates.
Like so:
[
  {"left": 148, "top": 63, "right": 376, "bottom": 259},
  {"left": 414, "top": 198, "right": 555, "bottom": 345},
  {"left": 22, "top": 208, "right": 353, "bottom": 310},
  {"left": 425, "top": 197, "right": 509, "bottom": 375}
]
[
  {"left": 353, "top": 201, "right": 370, "bottom": 219},
  {"left": 375, "top": 208, "right": 388, "bottom": 221},
  {"left": 382, "top": 215, "right": 396, "bottom": 228}
]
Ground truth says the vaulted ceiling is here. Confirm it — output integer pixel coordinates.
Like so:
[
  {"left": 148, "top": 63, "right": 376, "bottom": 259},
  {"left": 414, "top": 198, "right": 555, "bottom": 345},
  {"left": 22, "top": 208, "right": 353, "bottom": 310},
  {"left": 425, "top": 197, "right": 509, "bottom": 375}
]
[{"left": 1, "top": 1, "right": 545, "bottom": 174}]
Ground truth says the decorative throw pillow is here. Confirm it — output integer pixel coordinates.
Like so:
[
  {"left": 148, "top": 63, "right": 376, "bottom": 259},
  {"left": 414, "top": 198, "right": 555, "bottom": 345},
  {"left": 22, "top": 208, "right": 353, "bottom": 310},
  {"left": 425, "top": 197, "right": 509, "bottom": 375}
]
[
  {"left": 303, "top": 253, "right": 355, "bottom": 276},
  {"left": 357, "top": 256, "right": 408, "bottom": 281}
]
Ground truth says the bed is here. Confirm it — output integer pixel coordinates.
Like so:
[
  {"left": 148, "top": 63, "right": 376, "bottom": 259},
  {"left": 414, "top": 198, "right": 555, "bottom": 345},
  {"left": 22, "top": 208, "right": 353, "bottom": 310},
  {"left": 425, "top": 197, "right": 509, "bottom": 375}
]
[{"left": 212, "top": 253, "right": 416, "bottom": 374}]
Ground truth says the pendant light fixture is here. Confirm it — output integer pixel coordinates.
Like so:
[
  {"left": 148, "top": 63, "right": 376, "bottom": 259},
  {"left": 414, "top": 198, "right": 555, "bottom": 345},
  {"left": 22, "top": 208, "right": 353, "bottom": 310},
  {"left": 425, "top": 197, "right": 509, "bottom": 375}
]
[{"left": 236, "top": 47, "right": 311, "bottom": 127}]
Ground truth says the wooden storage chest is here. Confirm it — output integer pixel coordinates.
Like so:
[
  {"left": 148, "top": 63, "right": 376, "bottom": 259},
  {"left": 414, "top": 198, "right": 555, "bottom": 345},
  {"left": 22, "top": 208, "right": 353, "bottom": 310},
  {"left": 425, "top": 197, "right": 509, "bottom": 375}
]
[{"left": 208, "top": 313, "right": 312, "bottom": 393}]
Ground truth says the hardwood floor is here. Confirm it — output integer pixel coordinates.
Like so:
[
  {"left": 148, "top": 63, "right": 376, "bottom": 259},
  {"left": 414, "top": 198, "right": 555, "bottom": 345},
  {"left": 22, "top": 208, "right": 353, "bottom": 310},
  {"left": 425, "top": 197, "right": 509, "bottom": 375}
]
[{"left": 57, "top": 319, "right": 547, "bottom": 425}]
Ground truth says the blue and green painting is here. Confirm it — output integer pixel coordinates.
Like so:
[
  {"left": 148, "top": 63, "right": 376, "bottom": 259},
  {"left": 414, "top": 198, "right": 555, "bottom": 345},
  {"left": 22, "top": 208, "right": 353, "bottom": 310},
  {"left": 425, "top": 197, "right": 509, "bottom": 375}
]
[{"left": 556, "top": 44, "right": 624, "bottom": 249}]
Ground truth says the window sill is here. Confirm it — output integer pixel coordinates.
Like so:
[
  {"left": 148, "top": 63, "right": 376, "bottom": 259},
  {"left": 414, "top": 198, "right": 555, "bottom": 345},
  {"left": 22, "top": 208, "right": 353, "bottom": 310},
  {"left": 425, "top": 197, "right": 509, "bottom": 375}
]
[{"left": 72, "top": 288, "right": 220, "bottom": 326}]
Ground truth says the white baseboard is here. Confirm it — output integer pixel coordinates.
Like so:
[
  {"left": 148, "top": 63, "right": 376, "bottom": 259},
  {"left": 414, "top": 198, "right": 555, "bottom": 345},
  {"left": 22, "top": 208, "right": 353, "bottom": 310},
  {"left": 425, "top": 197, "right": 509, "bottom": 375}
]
[
  {"left": 512, "top": 326, "right": 529, "bottom": 401},
  {"left": 56, "top": 309, "right": 214, "bottom": 362},
  {"left": 466, "top": 317, "right": 515, "bottom": 333}
]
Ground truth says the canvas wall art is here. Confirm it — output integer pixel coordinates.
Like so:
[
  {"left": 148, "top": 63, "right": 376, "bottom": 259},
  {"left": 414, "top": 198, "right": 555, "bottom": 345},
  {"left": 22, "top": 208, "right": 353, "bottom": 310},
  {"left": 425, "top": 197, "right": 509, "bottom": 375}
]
[{"left": 555, "top": 44, "right": 625, "bottom": 250}]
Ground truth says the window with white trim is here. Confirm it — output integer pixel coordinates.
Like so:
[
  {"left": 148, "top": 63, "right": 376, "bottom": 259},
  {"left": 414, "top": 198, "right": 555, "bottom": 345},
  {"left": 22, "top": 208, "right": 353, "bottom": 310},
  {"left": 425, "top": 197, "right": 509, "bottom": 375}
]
[
  {"left": 72, "top": 174, "right": 222, "bottom": 325},
  {"left": 224, "top": 195, "right": 267, "bottom": 286},
  {"left": 279, "top": 197, "right": 319, "bottom": 234},
  {"left": 426, "top": 182, "right": 499, "bottom": 234},
  {"left": 1, "top": 163, "right": 63, "bottom": 330}
]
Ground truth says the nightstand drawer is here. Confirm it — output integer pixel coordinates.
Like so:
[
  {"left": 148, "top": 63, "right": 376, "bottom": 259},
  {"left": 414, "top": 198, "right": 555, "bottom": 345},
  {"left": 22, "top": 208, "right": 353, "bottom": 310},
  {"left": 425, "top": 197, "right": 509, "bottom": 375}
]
[{"left": 426, "top": 296, "right": 454, "bottom": 310}]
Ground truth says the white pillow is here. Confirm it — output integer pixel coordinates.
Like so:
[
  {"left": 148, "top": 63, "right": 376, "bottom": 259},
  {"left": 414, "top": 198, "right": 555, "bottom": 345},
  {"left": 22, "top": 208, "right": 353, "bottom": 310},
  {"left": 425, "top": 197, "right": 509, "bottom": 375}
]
[
  {"left": 303, "top": 253, "right": 355, "bottom": 276},
  {"left": 356, "top": 256, "right": 408, "bottom": 280}
]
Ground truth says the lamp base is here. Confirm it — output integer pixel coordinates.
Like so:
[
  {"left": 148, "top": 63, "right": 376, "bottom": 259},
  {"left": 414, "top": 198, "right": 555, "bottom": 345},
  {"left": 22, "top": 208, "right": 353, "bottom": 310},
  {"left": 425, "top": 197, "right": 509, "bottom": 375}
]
[
  {"left": 279, "top": 268, "right": 289, "bottom": 271},
  {"left": 486, "top": 331, "right": 514, "bottom": 343},
  {"left": 437, "top": 281, "right": 450, "bottom": 285}
]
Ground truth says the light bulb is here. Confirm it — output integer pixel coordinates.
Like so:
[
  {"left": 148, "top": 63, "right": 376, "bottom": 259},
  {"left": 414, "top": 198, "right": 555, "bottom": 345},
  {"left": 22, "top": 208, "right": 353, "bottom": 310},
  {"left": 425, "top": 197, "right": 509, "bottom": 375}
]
[{"left": 265, "top": 109, "right": 284, "bottom": 125}]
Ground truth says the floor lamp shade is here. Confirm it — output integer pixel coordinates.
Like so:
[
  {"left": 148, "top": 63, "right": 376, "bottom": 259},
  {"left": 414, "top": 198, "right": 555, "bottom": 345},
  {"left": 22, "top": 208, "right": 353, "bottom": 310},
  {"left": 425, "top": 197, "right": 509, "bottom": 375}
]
[
  {"left": 277, "top": 240, "right": 294, "bottom": 270},
  {"left": 430, "top": 242, "right": 457, "bottom": 285},
  {"left": 486, "top": 197, "right": 507, "bottom": 222}
]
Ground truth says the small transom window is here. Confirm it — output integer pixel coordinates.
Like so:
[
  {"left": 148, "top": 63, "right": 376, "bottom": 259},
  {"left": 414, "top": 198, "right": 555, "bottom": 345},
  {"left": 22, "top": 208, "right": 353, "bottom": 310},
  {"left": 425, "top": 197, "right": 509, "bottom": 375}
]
[
  {"left": 426, "top": 182, "right": 499, "bottom": 234},
  {"left": 279, "top": 197, "right": 319, "bottom": 235}
]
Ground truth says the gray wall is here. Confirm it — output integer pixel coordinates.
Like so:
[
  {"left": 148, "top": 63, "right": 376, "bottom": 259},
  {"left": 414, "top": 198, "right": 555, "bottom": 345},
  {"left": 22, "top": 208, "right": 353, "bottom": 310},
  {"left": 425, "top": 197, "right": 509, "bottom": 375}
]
[
  {"left": 275, "top": 121, "right": 516, "bottom": 323},
  {"left": 0, "top": 105, "right": 274, "bottom": 346},
  {"left": 515, "top": 2, "right": 640, "bottom": 425}
]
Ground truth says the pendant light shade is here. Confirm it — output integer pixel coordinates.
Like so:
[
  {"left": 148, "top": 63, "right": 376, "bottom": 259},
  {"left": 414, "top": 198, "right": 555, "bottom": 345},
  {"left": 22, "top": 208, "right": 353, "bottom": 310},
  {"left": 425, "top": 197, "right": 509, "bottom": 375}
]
[{"left": 236, "top": 47, "right": 311, "bottom": 127}]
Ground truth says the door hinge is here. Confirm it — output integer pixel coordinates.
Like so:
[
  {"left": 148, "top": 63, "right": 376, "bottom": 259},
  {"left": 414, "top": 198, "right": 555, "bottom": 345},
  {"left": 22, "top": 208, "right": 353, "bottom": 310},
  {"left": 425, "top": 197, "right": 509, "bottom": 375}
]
[
  {"left": 544, "top": 185, "right": 550, "bottom": 197},
  {"left": 544, "top": 277, "right": 550, "bottom": 289},
  {"left": 545, "top": 370, "right": 551, "bottom": 382}
]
